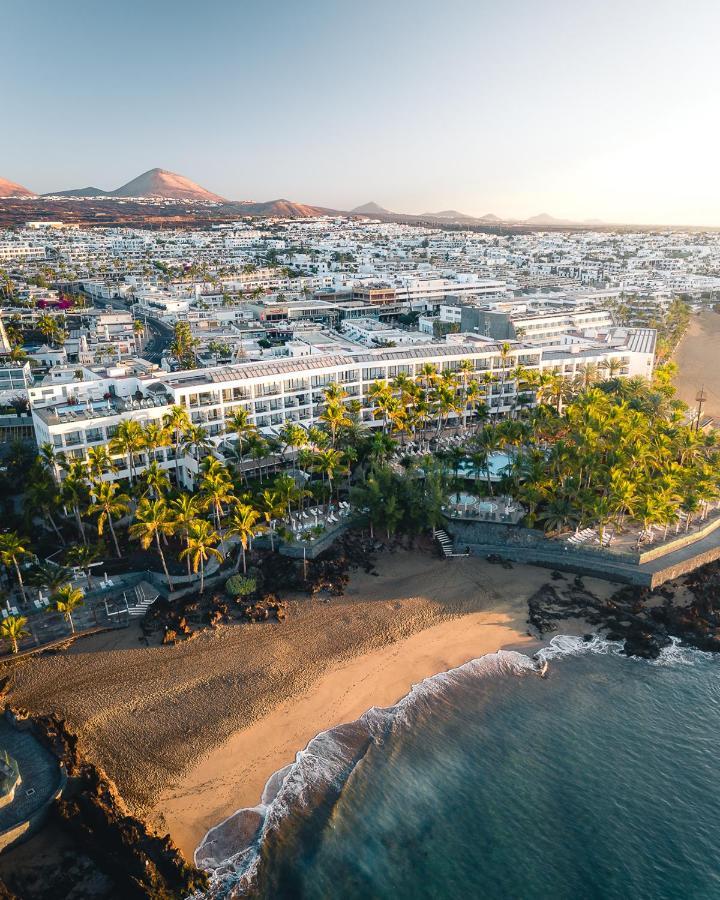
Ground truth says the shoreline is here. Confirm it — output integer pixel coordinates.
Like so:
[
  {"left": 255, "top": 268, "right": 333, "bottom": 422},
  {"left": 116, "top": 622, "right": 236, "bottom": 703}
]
[
  {"left": 673, "top": 308, "right": 720, "bottom": 421},
  {"left": 4, "top": 550, "right": 618, "bottom": 878},
  {"left": 155, "top": 608, "right": 542, "bottom": 859}
]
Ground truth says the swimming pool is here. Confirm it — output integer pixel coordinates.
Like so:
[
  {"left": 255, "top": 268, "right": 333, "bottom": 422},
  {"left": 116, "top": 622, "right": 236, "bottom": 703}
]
[{"left": 456, "top": 451, "right": 512, "bottom": 480}]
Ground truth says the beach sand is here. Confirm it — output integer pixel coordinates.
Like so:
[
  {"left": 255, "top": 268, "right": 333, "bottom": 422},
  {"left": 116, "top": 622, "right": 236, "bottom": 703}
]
[
  {"left": 674, "top": 309, "right": 720, "bottom": 421},
  {"left": 4, "top": 551, "right": 613, "bottom": 861}
]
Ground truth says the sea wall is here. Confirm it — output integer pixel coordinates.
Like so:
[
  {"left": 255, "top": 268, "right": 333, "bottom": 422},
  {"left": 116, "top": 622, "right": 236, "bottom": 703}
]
[{"left": 446, "top": 515, "right": 720, "bottom": 588}]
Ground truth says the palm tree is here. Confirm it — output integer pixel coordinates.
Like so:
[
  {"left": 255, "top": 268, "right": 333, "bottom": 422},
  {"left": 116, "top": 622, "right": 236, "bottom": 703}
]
[
  {"left": 225, "top": 408, "right": 257, "bottom": 483},
  {"left": 246, "top": 433, "right": 270, "bottom": 482},
  {"left": 1, "top": 615, "right": 29, "bottom": 654},
  {"left": 170, "top": 494, "right": 203, "bottom": 576},
  {"left": 179, "top": 519, "right": 223, "bottom": 594},
  {"left": 278, "top": 422, "right": 306, "bottom": 458},
  {"left": 181, "top": 424, "right": 211, "bottom": 464},
  {"left": 139, "top": 461, "right": 171, "bottom": 499},
  {"left": 226, "top": 502, "right": 263, "bottom": 573},
  {"left": 163, "top": 405, "right": 191, "bottom": 483},
  {"left": 39, "top": 442, "right": 63, "bottom": 483},
  {"left": 272, "top": 473, "right": 301, "bottom": 521},
  {"left": 312, "top": 448, "right": 347, "bottom": 505},
  {"left": 52, "top": 584, "right": 84, "bottom": 634},
  {"left": 60, "top": 460, "right": 90, "bottom": 544},
  {"left": 86, "top": 445, "right": 116, "bottom": 481},
  {"left": 27, "top": 562, "right": 74, "bottom": 596},
  {"left": 0, "top": 532, "right": 30, "bottom": 605},
  {"left": 129, "top": 499, "right": 176, "bottom": 590},
  {"left": 110, "top": 419, "right": 145, "bottom": 484},
  {"left": 320, "top": 398, "right": 351, "bottom": 446},
  {"left": 36, "top": 312, "right": 56, "bottom": 343},
  {"left": 87, "top": 481, "right": 130, "bottom": 558},
  {"left": 258, "top": 490, "right": 284, "bottom": 550},
  {"left": 200, "top": 468, "right": 235, "bottom": 534},
  {"left": 66, "top": 543, "right": 102, "bottom": 588},
  {"left": 25, "top": 469, "right": 65, "bottom": 544},
  {"left": 142, "top": 422, "right": 170, "bottom": 464},
  {"left": 368, "top": 380, "right": 394, "bottom": 433}
]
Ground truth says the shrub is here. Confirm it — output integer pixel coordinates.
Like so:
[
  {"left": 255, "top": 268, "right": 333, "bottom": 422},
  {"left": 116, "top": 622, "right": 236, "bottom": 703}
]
[{"left": 226, "top": 575, "right": 257, "bottom": 599}]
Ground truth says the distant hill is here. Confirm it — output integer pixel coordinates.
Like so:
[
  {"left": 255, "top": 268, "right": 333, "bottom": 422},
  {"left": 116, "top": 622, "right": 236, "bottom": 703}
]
[
  {"left": 45, "top": 186, "right": 110, "bottom": 197},
  {"left": 0, "top": 178, "right": 36, "bottom": 198},
  {"left": 422, "top": 209, "right": 473, "bottom": 220},
  {"left": 230, "top": 199, "right": 342, "bottom": 218},
  {"left": 111, "top": 168, "right": 225, "bottom": 201},
  {"left": 524, "top": 212, "right": 606, "bottom": 227},
  {"left": 351, "top": 201, "right": 392, "bottom": 215},
  {"left": 524, "top": 212, "right": 567, "bottom": 225},
  {"left": 46, "top": 168, "right": 224, "bottom": 201}
]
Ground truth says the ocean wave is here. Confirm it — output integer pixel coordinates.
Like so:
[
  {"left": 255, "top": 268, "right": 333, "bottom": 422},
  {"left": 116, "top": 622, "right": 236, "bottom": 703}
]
[
  {"left": 193, "top": 635, "right": 716, "bottom": 897},
  {"left": 534, "top": 633, "right": 717, "bottom": 668},
  {"left": 193, "top": 649, "right": 538, "bottom": 897}
]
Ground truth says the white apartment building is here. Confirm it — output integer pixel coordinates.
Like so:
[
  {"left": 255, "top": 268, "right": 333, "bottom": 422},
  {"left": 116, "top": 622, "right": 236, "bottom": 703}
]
[
  {"left": 29, "top": 332, "right": 656, "bottom": 487},
  {"left": 0, "top": 242, "right": 46, "bottom": 262}
]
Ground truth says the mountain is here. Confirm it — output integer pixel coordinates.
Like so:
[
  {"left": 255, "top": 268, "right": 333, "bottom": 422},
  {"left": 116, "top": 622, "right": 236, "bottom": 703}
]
[
  {"left": 351, "top": 201, "right": 392, "bottom": 215},
  {"left": 230, "top": 199, "right": 341, "bottom": 218},
  {"left": 45, "top": 186, "right": 110, "bottom": 197},
  {"left": 422, "top": 209, "right": 473, "bottom": 220},
  {"left": 524, "top": 212, "right": 568, "bottom": 225},
  {"left": 111, "top": 168, "right": 224, "bottom": 201},
  {"left": 44, "top": 168, "right": 225, "bottom": 201},
  {"left": 0, "top": 178, "right": 36, "bottom": 198},
  {"left": 480, "top": 213, "right": 501, "bottom": 222}
]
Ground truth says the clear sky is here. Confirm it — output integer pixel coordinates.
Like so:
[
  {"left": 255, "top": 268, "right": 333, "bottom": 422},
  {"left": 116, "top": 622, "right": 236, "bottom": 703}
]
[{"left": 5, "top": 0, "right": 720, "bottom": 225}]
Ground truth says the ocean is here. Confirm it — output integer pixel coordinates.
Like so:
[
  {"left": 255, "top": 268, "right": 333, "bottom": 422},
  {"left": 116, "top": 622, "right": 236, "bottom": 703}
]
[{"left": 197, "top": 637, "right": 720, "bottom": 899}]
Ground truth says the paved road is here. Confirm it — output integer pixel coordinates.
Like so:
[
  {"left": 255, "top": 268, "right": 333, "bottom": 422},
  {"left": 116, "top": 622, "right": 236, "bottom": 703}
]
[
  {"left": 81, "top": 290, "right": 173, "bottom": 363},
  {"left": 141, "top": 316, "right": 173, "bottom": 364}
]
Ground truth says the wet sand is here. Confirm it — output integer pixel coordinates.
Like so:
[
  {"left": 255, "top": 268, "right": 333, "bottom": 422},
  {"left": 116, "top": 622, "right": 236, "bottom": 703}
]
[
  {"left": 4, "top": 551, "right": 612, "bottom": 861},
  {"left": 674, "top": 309, "right": 720, "bottom": 422}
]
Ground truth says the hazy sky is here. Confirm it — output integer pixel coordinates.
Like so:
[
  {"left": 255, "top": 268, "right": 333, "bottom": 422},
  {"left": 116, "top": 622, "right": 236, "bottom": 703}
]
[{"left": 5, "top": 0, "right": 720, "bottom": 224}]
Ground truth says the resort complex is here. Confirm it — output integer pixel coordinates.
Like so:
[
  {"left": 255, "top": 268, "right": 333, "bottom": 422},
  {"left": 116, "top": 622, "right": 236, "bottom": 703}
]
[
  {"left": 0, "top": 209, "right": 720, "bottom": 898},
  {"left": 0, "top": 216, "right": 717, "bottom": 648}
]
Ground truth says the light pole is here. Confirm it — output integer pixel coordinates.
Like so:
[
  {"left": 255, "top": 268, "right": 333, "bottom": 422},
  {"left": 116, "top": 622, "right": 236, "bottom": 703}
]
[{"left": 695, "top": 386, "right": 707, "bottom": 432}]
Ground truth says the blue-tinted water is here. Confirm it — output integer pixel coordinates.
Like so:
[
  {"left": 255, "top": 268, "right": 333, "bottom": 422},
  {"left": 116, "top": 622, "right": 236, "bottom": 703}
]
[
  {"left": 198, "top": 639, "right": 720, "bottom": 899},
  {"left": 458, "top": 450, "right": 512, "bottom": 479}
]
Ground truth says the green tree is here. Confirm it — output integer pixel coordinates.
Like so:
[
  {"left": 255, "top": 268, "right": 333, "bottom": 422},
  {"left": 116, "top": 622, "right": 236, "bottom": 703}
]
[
  {"left": 0, "top": 615, "right": 29, "bottom": 654},
  {"left": 130, "top": 499, "right": 176, "bottom": 590},
  {"left": 226, "top": 502, "right": 263, "bottom": 573},
  {"left": 180, "top": 519, "right": 223, "bottom": 594},
  {"left": 0, "top": 532, "right": 30, "bottom": 605},
  {"left": 52, "top": 584, "right": 84, "bottom": 634},
  {"left": 87, "top": 481, "right": 130, "bottom": 558}
]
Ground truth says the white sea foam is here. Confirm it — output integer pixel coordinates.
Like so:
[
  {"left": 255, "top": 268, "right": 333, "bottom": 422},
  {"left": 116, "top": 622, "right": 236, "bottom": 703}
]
[
  {"left": 193, "top": 635, "right": 717, "bottom": 897},
  {"left": 534, "top": 633, "right": 717, "bottom": 668},
  {"left": 193, "top": 649, "right": 537, "bottom": 897}
]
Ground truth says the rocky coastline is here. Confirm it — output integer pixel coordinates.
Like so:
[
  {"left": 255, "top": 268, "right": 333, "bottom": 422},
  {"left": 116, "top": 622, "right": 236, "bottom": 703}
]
[
  {"left": 528, "top": 562, "right": 720, "bottom": 659},
  {"left": 0, "top": 704, "right": 207, "bottom": 899}
]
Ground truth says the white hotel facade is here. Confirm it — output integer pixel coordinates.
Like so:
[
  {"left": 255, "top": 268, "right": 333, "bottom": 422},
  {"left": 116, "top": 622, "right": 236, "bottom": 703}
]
[{"left": 29, "top": 330, "right": 656, "bottom": 486}]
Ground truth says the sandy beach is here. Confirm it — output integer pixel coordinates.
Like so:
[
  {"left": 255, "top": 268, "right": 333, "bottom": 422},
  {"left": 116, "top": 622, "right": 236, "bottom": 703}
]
[
  {"left": 674, "top": 309, "right": 720, "bottom": 422},
  {"left": 4, "top": 551, "right": 614, "bottom": 861}
]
